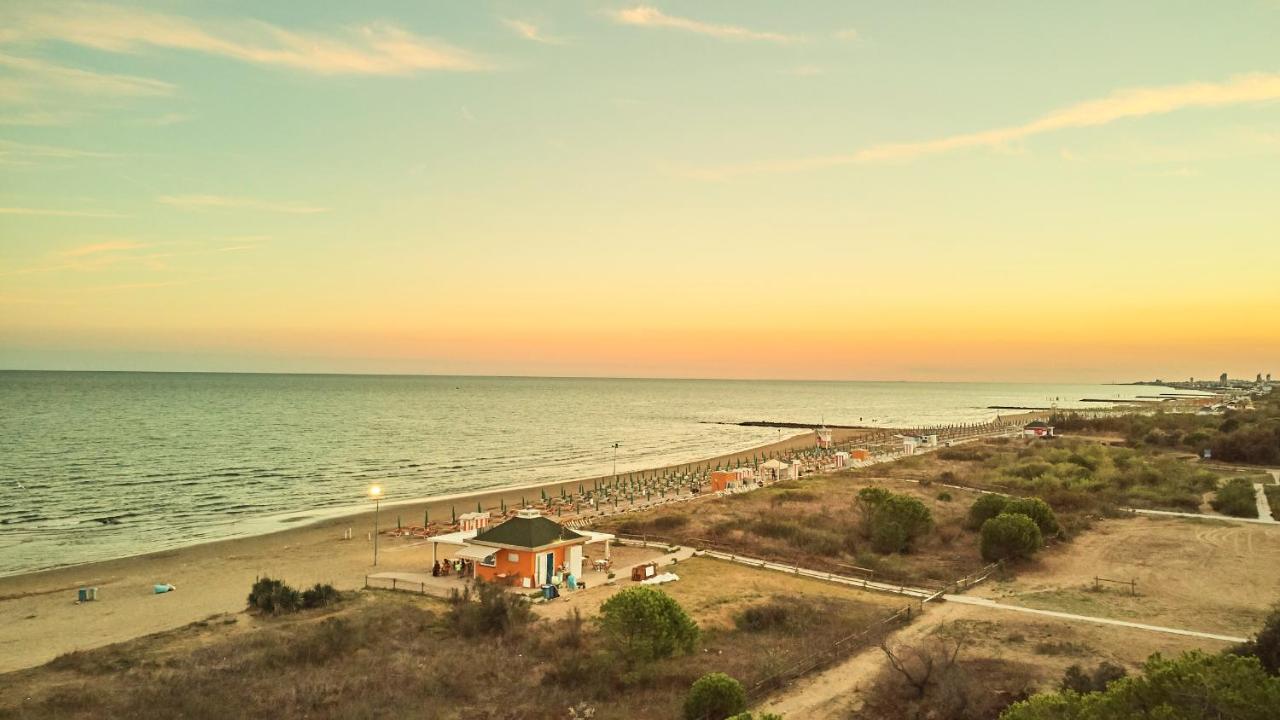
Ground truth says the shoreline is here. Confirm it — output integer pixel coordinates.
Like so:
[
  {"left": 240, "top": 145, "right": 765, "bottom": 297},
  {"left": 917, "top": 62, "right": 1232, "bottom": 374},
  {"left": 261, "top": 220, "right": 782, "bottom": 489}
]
[{"left": 0, "top": 414, "right": 1042, "bottom": 673}]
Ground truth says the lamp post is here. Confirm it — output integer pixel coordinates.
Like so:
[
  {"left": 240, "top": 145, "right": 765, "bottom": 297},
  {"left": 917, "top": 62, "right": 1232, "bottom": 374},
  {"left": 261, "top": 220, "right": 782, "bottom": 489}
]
[
  {"left": 611, "top": 442, "right": 620, "bottom": 486},
  {"left": 369, "top": 484, "right": 382, "bottom": 566}
]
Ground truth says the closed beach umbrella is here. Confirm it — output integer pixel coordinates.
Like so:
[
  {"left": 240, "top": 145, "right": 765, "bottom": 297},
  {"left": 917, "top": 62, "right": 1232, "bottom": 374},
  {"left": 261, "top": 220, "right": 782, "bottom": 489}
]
[{"left": 451, "top": 506, "right": 456, "bottom": 523}]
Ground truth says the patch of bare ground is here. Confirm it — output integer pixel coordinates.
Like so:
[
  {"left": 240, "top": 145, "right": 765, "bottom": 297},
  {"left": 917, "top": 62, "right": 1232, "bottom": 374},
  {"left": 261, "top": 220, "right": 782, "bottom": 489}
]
[{"left": 970, "top": 515, "right": 1280, "bottom": 635}]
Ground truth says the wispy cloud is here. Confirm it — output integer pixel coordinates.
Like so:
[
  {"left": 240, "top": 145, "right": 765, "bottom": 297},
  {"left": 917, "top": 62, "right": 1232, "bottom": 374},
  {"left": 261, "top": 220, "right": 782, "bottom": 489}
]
[
  {"left": 157, "top": 194, "right": 328, "bottom": 214},
  {"left": 690, "top": 72, "right": 1280, "bottom": 178},
  {"left": 0, "top": 52, "right": 173, "bottom": 99},
  {"left": 608, "top": 6, "right": 801, "bottom": 44},
  {"left": 0, "top": 2, "right": 487, "bottom": 74},
  {"left": 501, "top": 18, "right": 563, "bottom": 45},
  {"left": 833, "top": 28, "right": 859, "bottom": 42},
  {"left": 60, "top": 240, "right": 146, "bottom": 258},
  {"left": 0, "top": 206, "right": 126, "bottom": 218}
]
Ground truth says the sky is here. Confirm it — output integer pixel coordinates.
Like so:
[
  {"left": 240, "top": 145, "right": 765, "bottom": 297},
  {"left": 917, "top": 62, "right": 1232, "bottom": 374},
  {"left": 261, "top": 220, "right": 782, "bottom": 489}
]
[{"left": 1, "top": 1, "right": 1278, "bottom": 382}]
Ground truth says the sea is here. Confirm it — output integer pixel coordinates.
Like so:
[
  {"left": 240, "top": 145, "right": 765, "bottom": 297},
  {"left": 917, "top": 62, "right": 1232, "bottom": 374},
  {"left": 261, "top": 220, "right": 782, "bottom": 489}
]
[{"left": 0, "top": 372, "right": 1180, "bottom": 577}]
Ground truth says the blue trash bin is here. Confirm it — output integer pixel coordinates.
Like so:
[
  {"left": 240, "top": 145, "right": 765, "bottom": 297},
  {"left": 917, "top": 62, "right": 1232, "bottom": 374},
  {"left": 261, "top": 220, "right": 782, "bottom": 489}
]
[{"left": 541, "top": 584, "right": 555, "bottom": 601}]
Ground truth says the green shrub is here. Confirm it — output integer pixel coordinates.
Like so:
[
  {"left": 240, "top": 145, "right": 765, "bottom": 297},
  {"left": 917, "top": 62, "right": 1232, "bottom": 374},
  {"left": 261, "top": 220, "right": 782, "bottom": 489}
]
[
  {"left": 599, "top": 586, "right": 699, "bottom": 666},
  {"left": 1232, "top": 602, "right": 1280, "bottom": 676},
  {"left": 1002, "top": 497, "right": 1060, "bottom": 537},
  {"left": 967, "top": 494, "right": 1009, "bottom": 530},
  {"left": 684, "top": 672, "right": 747, "bottom": 720},
  {"left": 1059, "top": 661, "right": 1127, "bottom": 693},
  {"left": 1211, "top": 477, "right": 1259, "bottom": 518},
  {"left": 937, "top": 491, "right": 953, "bottom": 502},
  {"left": 447, "top": 580, "right": 532, "bottom": 637},
  {"left": 868, "top": 494, "right": 933, "bottom": 553},
  {"left": 1001, "top": 651, "right": 1280, "bottom": 719},
  {"left": 247, "top": 577, "right": 302, "bottom": 614},
  {"left": 980, "top": 514, "right": 1042, "bottom": 562},
  {"left": 301, "top": 583, "right": 339, "bottom": 609},
  {"left": 734, "top": 602, "right": 793, "bottom": 632}
]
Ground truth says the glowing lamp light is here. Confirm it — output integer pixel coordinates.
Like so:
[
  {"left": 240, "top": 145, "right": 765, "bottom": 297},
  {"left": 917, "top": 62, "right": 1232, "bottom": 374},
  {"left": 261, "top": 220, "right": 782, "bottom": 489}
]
[{"left": 369, "top": 484, "right": 382, "bottom": 499}]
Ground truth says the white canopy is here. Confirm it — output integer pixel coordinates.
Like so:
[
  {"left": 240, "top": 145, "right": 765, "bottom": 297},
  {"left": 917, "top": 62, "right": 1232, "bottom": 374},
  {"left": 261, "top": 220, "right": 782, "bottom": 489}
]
[
  {"left": 430, "top": 529, "right": 478, "bottom": 546},
  {"left": 759, "top": 459, "right": 788, "bottom": 469},
  {"left": 576, "top": 530, "right": 616, "bottom": 545},
  {"left": 455, "top": 544, "right": 498, "bottom": 561}
]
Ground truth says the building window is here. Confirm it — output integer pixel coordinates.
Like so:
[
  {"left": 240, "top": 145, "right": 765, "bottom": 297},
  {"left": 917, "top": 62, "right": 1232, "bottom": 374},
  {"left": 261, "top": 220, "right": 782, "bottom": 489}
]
[
  {"left": 480, "top": 554, "right": 496, "bottom": 567},
  {"left": 507, "top": 552, "right": 520, "bottom": 563}
]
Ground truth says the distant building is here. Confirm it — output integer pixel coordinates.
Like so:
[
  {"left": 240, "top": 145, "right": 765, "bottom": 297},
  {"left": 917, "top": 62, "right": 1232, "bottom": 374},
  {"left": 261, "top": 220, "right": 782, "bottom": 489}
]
[{"left": 1220, "top": 372, "right": 1229, "bottom": 384}]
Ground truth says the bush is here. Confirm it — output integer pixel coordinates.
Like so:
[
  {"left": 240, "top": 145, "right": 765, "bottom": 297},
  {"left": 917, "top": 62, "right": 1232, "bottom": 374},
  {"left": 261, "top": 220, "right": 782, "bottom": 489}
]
[
  {"left": 599, "top": 586, "right": 699, "bottom": 666},
  {"left": 1001, "top": 651, "right": 1280, "bottom": 719},
  {"left": 684, "top": 672, "right": 747, "bottom": 720},
  {"left": 447, "top": 580, "right": 532, "bottom": 637},
  {"left": 980, "top": 514, "right": 1042, "bottom": 562},
  {"left": 1059, "top": 661, "right": 1127, "bottom": 693},
  {"left": 868, "top": 494, "right": 934, "bottom": 553},
  {"left": 937, "top": 491, "right": 953, "bottom": 502},
  {"left": 967, "top": 494, "right": 1009, "bottom": 530},
  {"left": 301, "top": 583, "right": 339, "bottom": 609},
  {"left": 734, "top": 602, "right": 793, "bottom": 632},
  {"left": 1211, "top": 477, "right": 1259, "bottom": 518},
  {"left": 1002, "top": 497, "right": 1060, "bottom": 537},
  {"left": 1232, "top": 602, "right": 1280, "bottom": 676},
  {"left": 247, "top": 577, "right": 302, "bottom": 614}
]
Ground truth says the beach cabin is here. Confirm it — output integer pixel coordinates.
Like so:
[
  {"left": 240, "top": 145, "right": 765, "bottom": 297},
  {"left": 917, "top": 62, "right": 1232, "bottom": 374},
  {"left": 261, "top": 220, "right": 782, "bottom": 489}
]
[
  {"left": 457, "top": 512, "right": 490, "bottom": 532},
  {"left": 462, "top": 509, "right": 591, "bottom": 589},
  {"left": 758, "top": 459, "right": 799, "bottom": 483},
  {"left": 850, "top": 449, "right": 872, "bottom": 462},
  {"left": 1023, "top": 421, "right": 1055, "bottom": 438},
  {"left": 710, "top": 467, "right": 755, "bottom": 492},
  {"left": 833, "top": 451, "right": 850, "bottom": 469},
  {"left": 903, "top": 436, "right": 919, "bottom": 455}
]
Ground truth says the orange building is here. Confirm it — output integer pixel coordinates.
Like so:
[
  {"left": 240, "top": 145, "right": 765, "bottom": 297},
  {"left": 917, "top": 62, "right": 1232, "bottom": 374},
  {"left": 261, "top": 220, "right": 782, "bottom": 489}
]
[{"left": 463, "top": 509, "right": 589, "bottom": 589}]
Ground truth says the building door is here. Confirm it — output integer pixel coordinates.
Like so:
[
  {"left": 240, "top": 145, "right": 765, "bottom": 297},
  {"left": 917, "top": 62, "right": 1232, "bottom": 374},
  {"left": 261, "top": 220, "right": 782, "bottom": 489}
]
[
  {"left": 567, "top": 545, "right": 583, "bottom": 577},
  {"left": 545, "top": 552, "right": 555, "bottom": 583}
]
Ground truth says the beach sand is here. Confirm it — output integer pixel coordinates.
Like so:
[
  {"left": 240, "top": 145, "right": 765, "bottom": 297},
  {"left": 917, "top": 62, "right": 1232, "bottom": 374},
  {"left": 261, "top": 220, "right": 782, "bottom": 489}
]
[{"left": 0, "top": 427, "right": 890, "bottom": 673}]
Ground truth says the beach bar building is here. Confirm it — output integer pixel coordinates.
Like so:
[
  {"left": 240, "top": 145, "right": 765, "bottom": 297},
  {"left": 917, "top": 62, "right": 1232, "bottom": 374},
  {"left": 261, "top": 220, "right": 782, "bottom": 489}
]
[
  {"left": 443, "top": 509, "right": 613, "bottom": 589},
  {"left": 710, "top": 467, "right": 755, "bottom": 492}
]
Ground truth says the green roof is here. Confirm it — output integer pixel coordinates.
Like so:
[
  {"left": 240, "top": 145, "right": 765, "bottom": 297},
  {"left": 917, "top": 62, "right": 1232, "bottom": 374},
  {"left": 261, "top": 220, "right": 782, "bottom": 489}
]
[{"left": 472, "top": 515, "right": 583, "bottom": 549}]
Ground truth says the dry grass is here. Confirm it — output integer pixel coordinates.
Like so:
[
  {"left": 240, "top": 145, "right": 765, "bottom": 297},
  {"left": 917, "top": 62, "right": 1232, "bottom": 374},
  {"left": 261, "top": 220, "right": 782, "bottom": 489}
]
[
  {"left": 599, "top": 466, "right": 995, "bottom": 587},
  {"left": 0, "top": 558, "right": 902, "bottom": 720}
]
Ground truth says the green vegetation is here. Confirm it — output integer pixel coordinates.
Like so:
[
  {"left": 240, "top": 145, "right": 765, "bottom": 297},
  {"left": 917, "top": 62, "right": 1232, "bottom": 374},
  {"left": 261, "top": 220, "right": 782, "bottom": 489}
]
[
  {"left": 1049, "top": 393, "right": 1280, "bottom": 464},
  {"left": 246, "top": 577, "right": 339, "bottom": 614},
  {"left": 1000, "top": 651, "right": 1280, "bottom": 720},
  {"left": 683, "top": 672, "right": 747, "bottom": 720},
  {"left": 1058, "top": 662, "right": 1127, "bottom": 693},
  {"left": 734, "top": 601, "right": 795, "bottom": 632},
  {"left": 959, "top": 440, "right": 1220, "bottom": 514},
  {"left": 1210, "top": 477, "right": 1259, "bottom": 518},
  {"left": 858, "top": 487, "right": 935, "bottom": 553},
  {"left": 447, "top": 579, "right": 533, "bottom": 636},
  {"left": 1002, "top": 497, "right": 1061, "bottom": 537},
  {"left": 967, "top": 494, "right": 1010, "bottom": 529},
  {"left": 980, "top": 514, "right": 1043, "bottom": 562},
  {"left": 1232, "top": 603, "right": 1280, "bottom": 676},
  {"left": 598, "top": 586, "right": 699, "bottom": 666}
]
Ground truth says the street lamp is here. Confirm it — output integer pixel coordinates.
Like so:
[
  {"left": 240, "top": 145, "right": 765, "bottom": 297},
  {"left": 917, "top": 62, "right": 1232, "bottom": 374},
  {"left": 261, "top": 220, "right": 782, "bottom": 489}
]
[
  {"left": 368, "top": 484, "right": 382, "bottom": 566},
  {"left": 611, "top": 442, "right": 620, "bottom": 485}
]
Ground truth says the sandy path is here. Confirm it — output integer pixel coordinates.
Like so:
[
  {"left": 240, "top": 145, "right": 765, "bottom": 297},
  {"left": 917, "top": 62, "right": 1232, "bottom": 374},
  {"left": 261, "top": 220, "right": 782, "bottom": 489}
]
[
  {"left": 944, "top": 595, "right": 1247, "bottom": 642},
  {"left": 1256, "top": 482, "right": 1275, "bottom": 522}
]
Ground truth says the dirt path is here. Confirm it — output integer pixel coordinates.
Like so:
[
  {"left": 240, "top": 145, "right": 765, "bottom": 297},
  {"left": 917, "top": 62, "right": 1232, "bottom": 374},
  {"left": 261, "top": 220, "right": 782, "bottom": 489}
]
[
  {"left": 1256, "top": 482, "right": 1275, "bottom": 522},
  {"left": 943, "top": 595, "right": 1247, "bottom": 643},
  {"left": 755, "top": 603, "right": 964, "bottom": 719}
]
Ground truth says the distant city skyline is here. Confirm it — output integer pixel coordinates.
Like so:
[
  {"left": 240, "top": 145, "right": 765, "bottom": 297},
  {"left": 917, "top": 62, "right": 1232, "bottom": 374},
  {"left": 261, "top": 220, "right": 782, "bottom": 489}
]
[{"left": 2, "top": 1, "right": 1278, "bottom": 382}]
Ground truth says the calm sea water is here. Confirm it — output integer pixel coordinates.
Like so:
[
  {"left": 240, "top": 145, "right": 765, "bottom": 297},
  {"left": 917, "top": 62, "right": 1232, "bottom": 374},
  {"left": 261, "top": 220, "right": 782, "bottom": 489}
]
[{"left": 0, "top": 372, "right": 1172, "bottom": 576}]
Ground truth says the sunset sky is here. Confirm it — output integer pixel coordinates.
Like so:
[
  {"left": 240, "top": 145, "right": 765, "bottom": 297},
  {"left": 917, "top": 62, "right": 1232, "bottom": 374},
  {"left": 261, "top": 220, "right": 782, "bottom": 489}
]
[{"left": 2, "top": 1, "right": 1278, "bottom": 382}]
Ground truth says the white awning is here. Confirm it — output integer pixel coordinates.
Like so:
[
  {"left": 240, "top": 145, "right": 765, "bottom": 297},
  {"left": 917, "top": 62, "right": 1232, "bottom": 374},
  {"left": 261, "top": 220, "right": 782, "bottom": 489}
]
[
  {"left": 577, "top": 530, "right": 615, "bottom": 544},
  {"left": 430, "top": 529, "right": 478, "bottom": 546},
  {"left": 455, "top": 544, "right": 498, "bottom": 561}
]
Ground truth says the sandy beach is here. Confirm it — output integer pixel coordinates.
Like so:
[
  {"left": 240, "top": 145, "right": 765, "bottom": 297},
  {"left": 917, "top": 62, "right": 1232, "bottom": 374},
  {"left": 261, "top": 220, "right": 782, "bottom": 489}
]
[{"left": 0, "top": 426, "right": 903, "bottom": 673}]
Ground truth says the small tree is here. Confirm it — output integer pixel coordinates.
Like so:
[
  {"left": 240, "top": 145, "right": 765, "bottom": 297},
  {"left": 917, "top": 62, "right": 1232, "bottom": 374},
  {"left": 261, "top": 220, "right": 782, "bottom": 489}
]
[
  {"left": 1059, "top": 661, "right": 1127, "bottom": 693},
  {"left": 869, "top": 494, "right": 934, "bottom": 552},
  {"left": 980, "top": 513, "right": 1042, "bottom": 562},
  {"left": 856, "top": 486, "right": 892, "bottom": 532},
  {"left": 247, "top": 577, "right": 302, "bottom": 614},
  {"left": 966, "top": 494, "right": 1009, "bottom": 530},
  {"left": 599, "top": 586, "right": 699, "bottom": 666},
  {"left": 1232, "top": 602, "right": 1280, "bottom": 676},
  {"left": 684, "top": 672, "right": 747, "bottom": 720},
  {"left": 1002, "top": 497, "right": 1060, "bottom": 537},
  {"left": 447, "top": 580, "right": 532, "bottom": 637}
]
